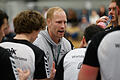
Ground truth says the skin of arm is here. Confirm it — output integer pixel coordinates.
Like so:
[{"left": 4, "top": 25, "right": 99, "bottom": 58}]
[{"left": 78, "top": 64, "right": 99, "bottom": 80}]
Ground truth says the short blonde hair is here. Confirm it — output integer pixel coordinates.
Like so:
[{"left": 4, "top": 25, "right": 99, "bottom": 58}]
[{"left": 46, "top": 7, "right": 65, "bottom": 19}]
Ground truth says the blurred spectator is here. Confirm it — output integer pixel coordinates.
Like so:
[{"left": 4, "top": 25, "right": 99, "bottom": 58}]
[
  {"left": 98, "top": 5, "right": 107, "bottom": 17},
  {"left": 79, "top": 8, "right": 89, "bottom": 22},
  {"left": 67, "top": 8, "right": 79, "bottom": 26},
  {"left": 79, "top": 16, "right": 90, "bottom": 32},
  {"left": 89, "top": 10, "right": 100, "bottom": 24},
  {"left": 65, "top": 25, "right": 83, "bottom": 48}
]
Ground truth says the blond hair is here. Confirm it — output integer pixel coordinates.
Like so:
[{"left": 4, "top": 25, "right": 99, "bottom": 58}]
[{"left": 46, "top": 7, "right": 65, "bottom": 19}]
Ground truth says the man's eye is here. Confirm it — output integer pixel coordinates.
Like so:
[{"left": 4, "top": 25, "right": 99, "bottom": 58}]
[
  {"left": 113, "top": 7, "right": 116, "bottom": 10},
  {"left": 56, "top": 21, "right": 61, "bottom": 23},
  {"left": 109, "top": 8, "right": 111, "bottom": 11},
  {"left": 64, "top": 21, "right": 67, "bottom": 24}
]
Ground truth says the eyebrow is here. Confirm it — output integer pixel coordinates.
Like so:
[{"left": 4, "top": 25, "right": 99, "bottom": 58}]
[{"left": 108, "top": 6, "right": 117, "bottom": 9}]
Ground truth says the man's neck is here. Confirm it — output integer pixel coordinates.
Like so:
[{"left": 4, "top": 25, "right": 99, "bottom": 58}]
[
  {"left": 48, "top": 29, "right": 60, "bottom": 44},
  {"left": 14, "top": 34, "right": 31, "bottom": 42},
  {"left": 50, "top": 35, "right": 60, "bottom": 44},
  {"left": 112, "top": 21, "right": 118, "bottom": 27}
]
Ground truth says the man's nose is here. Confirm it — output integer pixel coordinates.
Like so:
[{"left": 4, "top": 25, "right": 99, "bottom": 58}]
[
  {"left": 109, "top": 9, "right": 114, "bottom": 15},
  {"left": 61, "top": 22, "right": 66, "bottom": 28},
  {"left": 2, "top": 31, "right": 5, "bottom": 37}
]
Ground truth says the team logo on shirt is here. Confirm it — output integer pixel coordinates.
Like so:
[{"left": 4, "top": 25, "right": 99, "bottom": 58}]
[
  {"left": 6, "top": 48, "right": 27, "bottom": 61},
  {"left": 6, "top": 48, "right": 16, "bottom": 55}
]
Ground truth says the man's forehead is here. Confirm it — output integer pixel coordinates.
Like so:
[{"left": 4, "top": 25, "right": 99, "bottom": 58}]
[
  {"left": 109, "top": 2, "right": 116, "bottom": 8},
  {"left": 54, "top": 10, "right": 66, "bottom": 15},
  {"left": 53, "top": 11, "right": 66, "bottom": 19},
  {"left": 52, "top": 13, "right": 67, "bottom": 22}
]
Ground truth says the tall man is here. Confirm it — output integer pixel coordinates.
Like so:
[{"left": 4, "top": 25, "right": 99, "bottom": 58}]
[
  {"left": 33, "top": 7, "right": 73, "bottom": 77},
  {"left": 78, "top": 0, "right": 120, "bottom": 80}
]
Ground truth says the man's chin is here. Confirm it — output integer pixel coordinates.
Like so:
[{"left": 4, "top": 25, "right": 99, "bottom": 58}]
[{"left": 58, "top": 35, "right": 64, "bottom": 38}]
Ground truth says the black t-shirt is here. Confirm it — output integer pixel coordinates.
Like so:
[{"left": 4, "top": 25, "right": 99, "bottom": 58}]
[
  {"left": 83, "top": 26, "right": 120, "bottom": 79},
  {"left": 0, "top": 47, "right": 16, "bottom": 80}
]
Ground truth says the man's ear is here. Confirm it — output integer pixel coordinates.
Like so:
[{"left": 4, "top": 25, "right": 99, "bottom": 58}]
[
  {"left": 82, "top": 36, "right": 86, "bottom": 43},
  {"left": 116, "top": 6, "right": 120, "bottom": 15}
]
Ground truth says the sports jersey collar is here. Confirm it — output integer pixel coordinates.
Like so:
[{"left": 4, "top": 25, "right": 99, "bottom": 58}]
[{"left": 2, "top": 39, "right": 31, "bottom": 46}]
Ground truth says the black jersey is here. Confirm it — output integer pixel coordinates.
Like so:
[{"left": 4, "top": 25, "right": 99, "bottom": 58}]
[{"left": 0, "top": 39, "right": 49, "bottom": 79}]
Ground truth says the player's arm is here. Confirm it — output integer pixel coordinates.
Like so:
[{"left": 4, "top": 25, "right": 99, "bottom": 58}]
[{"left": 78, "top": 64, "right": 99, "bottom": 80}]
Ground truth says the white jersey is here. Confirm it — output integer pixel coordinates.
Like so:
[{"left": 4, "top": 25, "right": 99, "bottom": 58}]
[
  {"left": 98, "top": 30, "right": 120, "bottom": 80},
  {"left": 55, "top": 48, "right": 86, "bottom": 80}
]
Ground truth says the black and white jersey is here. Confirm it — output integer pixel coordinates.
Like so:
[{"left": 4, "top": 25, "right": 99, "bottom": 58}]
[
  {"left": 0, "top": 47, "right": 16, "bottom": 80},
  {"left": 0, "top": 39, "right": 49, "bottom": 80},
  {"left": 55, "top": 48, "right": 86, "bottom": 80},
  {"left": 83, "top": 26, "right": 120, "bottom": 80}
]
